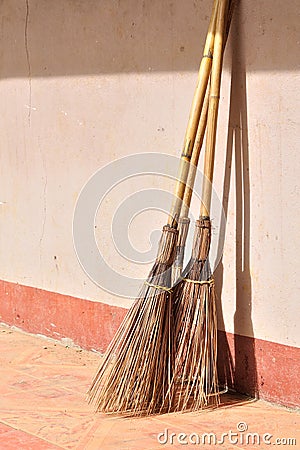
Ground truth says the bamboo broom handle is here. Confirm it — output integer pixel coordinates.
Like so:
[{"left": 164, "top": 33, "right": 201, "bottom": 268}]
[
  {"left": 167, "top": 0, "right": 218, "bottom": 228},
  {"left": 181, "top": 84, "right": 210, "bottom": 218},
  {"left": 171, "top": 86, "right": 209, "bottom": 284},
  {"left": 172, "top": 1, "right": 233, "bottom": 283},
  {"left": 200, "top": 0, "right": 227, "bottom": 218},
  {"left": 181, "top": 0, "right": 234, "bottom": 218}
]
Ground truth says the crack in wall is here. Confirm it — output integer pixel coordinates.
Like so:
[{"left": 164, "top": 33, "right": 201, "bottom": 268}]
[
  {"left": 39, "top": 174, "right": 48, "bottom": 264},
  {"left": 25, "top": 0, "right": 32, "bottom": 126},
  {"left": 38, "top": 140, "right": 48, "bottom": 267}
]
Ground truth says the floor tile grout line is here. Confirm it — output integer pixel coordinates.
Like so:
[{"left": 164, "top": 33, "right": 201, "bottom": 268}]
[
  {"left": 76, "top": 417, "right": 118, "bottom": 450},
  {"left": 1, "top": 385, "right": 90, "bottom": 398},
  {"left": 9, "top": 363, "right": 96, "bottom": 369},
  {"left": 74, "top": 418, "right": 107, "bottom": 450},
  {"left": 0, "top": 418, "right": 65, "bottom": 449},
  {"left": 0, "top": 419, "right": 20, "bottom": 433},
  {"left": 3, "top": 366, "right": 94, "bottom": 397},
  {"left": 148, "top": 400, "right": 257, "bottom": 427},
  {"left": 0, "top": 407, "right": 93, "bottom": 413}
]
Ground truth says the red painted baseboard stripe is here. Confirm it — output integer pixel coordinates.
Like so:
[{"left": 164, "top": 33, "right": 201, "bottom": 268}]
[
  {"left": 0, "top": 279, "right": 299, "bottom": 408},
  {"left": 0, "top": 279, "right": 127, "bottom": 353}
]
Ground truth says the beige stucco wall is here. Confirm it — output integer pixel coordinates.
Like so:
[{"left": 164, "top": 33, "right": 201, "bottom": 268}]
[{"left": 0, "top": 0, "right": 299, "bottom": 347}]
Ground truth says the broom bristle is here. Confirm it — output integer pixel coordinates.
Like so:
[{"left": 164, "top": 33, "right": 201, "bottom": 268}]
[
  {"left": 88, "top": 225, "right": 178, "bottom": 415},
  {"left": 167, "top": 217, "right": 219, "bottom": 412}
]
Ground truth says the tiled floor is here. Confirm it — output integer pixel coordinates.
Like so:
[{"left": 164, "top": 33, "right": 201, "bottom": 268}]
[{"left": 0, "top": 324, "right": 298, "bottom": 449}]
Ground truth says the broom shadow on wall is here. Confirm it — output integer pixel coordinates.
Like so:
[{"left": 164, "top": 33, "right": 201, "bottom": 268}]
[{"left": 215, "top": 2, "right": 259, "bottom": 400}]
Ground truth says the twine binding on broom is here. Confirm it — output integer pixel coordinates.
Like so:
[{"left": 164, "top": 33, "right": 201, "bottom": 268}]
[
  {"left": 144, "top": 282, "right": 173, "bottom": 293},
  {"left": 183, "top": 277, "right": 214, "bottom": 285}
]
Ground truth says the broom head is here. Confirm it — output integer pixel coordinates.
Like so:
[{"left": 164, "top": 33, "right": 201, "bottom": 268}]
[
  {"left": 88, "top": 225, "right": 178, "bottom": 415},
  {"left": 168, "top": 217, "right": 219, "bottom": 412}
]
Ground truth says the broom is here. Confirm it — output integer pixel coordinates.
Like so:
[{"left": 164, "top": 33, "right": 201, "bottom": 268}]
[
  {"left": 168, "top": 0, "right": 230, "bottom": 412},
  {"left": 172, "top": 0, "right": 235, "bottom": 284},
  {"left": 88, "top": 0, "right": 219, "bottom": 416}
]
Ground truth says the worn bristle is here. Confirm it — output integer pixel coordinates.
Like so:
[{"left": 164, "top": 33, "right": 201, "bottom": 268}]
[
  {"left": 166, "top": 217, "right": 220, "bottom": 412},
  {"left": 87, "top": 225, "right": 178, "bottom": 416}
]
